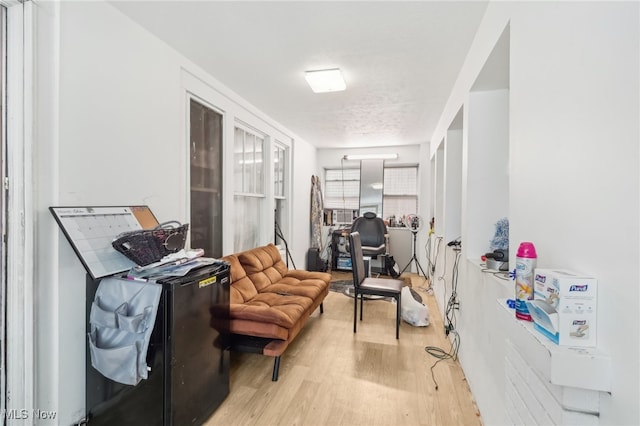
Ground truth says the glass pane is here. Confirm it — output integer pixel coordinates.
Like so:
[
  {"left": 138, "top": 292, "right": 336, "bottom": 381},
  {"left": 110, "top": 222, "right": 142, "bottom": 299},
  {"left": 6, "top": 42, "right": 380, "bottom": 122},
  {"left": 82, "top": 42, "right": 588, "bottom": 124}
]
[
  {"left": 324, "top": 167, "right": 360, "bottom": 210},
  {"left": 326, "top": 168, "right": 360, "bottom": 181},
  {"left": 190, "top": 99, "right": 223, "bottom": 258},
  {"left": 384, "top": 167, "right": 417, "bottom": 195},
  {"left": 234, "top": 127, "right": 244, "bottom": 193},
  {"left": 233, "top": 195, "right": 262, "bottom": 251},
  {"left": 275, "top": 198, "right": 286, "bottom": 246},
  {"left": 383, "top": 196, "right": 418, "bottom": 222},
  {"left": 273, "top": 146, "right": 281, "bottom": 196},
  {"left": 274, "top": 144, "right": 287, "bottom": 246},
  {"left": 324, "top": 179, "right": 360, "bottom": 208},
  {"left": 274, "top": 147, "right": 279, "bottom": 196},
  {"left": 245, "top": 133, "right": 255, "bottom": 193},
  {"left": 278, "top": 146, "right": 285, "bottom": 196},
  {"left": 255, "top": 135, "right": 264, "bottom": 195}
]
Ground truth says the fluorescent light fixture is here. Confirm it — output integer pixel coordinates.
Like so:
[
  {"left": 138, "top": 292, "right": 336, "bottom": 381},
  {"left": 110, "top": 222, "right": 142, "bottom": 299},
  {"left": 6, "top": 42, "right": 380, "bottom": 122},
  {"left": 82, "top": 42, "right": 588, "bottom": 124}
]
[
  {"left": 343, "top": 153, "right": 398, "bottom": 161},
  {"left": 305, "top": 68, "right": 346, "bottom": 93}
]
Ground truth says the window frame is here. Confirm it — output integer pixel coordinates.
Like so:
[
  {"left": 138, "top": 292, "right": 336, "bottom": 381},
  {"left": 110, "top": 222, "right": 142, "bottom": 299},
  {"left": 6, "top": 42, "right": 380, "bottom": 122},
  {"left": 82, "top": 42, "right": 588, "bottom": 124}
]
[
  {"left": 323, "top": 164, "right": 419, "bottom": 220},
  {"left": 323, "top": 166, "right": 361, "bottom": 211},
  {"left": 273, "top": 141, "right": 289, "bottom": 248},
  {"left": 233, "top": 121, "right": 267, "bottom": 251},
  {"left": 383, "top": 165, "right": 419, "bottom": 219},
  {"left": 187, "top": 95, "right": 224, "bottom": 258},
  {"left": 234, "top": 122, "right": 266, "bottom": 198}
]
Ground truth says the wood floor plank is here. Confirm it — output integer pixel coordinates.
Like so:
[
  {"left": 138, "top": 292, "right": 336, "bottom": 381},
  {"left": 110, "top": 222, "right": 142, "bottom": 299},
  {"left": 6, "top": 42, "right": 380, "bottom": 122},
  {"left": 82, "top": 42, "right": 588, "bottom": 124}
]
[{"left": 205, "top": 273, "right": 482, "bottom": 426}]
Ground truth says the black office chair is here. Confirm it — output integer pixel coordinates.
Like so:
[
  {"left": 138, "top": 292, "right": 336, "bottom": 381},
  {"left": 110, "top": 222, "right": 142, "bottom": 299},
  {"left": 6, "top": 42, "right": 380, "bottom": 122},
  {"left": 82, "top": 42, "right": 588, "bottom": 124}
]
[
  {"left": 350, "top": 212, "right": 388, "bottom": 258},
  {"left": 349, "top": 232, "right": 403, "bottom": 339}
]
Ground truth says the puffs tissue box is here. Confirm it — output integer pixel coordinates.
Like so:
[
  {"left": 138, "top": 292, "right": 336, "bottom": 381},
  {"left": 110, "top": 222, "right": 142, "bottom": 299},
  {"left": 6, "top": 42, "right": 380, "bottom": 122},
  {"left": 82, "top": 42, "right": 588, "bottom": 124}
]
[{"left": 526, "top": 269, "right": 597, "bottom": 347}]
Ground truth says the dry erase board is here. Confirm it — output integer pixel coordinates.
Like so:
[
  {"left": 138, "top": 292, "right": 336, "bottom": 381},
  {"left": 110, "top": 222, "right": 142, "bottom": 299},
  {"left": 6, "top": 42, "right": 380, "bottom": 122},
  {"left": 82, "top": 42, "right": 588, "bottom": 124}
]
[{"left": 49, "top": 206, "right": 160, "bottom": 280}]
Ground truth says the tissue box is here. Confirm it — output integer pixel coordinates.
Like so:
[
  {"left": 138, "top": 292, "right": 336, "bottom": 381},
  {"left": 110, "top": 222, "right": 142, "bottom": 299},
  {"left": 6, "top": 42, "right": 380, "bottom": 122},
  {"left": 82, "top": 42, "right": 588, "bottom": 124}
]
[{"left": 530, "top": 269, "right": 597, "bottom": 347}]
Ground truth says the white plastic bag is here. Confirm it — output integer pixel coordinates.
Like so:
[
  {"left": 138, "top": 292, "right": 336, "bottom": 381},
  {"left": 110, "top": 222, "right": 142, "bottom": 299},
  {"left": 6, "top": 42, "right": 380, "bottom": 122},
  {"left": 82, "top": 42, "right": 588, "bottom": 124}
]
[{"left": 401, "top": 286, "right": 430, "bottom": 327}]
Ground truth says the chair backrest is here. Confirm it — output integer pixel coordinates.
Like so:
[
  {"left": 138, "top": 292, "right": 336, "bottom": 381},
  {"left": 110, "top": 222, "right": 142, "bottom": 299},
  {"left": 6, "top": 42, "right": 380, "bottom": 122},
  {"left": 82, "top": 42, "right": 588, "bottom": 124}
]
[
  {"left": 350, "top": 212, "right": 386, "bottom": 248},
  {"left": 348, "top": 232, "right": 366, "bottom": 288}
]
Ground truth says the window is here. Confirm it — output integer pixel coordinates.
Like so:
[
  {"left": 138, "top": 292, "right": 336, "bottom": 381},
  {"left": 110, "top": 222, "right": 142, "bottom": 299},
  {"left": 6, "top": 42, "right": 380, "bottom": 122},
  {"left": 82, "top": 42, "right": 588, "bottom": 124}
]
[
  {"left": 383, "top": 166, "right": 418, "bottom": 221},
  {"left": 234, "top": 126, "right": 264, "bottom": 195},
  {"left": 324, "top": 168, "right": 360, "bottom": 210},
  {"left": 274, "top": 143, "right": 288, "bottom": 246},
  {"left": 234, "top": 124, "right": 265, "bottom": 251},
  {"left": 274, "top": 143, "right": 285, "bottom": 197},
  {"left": 324, "top": 165, "right": 418, "bottom": 224}
]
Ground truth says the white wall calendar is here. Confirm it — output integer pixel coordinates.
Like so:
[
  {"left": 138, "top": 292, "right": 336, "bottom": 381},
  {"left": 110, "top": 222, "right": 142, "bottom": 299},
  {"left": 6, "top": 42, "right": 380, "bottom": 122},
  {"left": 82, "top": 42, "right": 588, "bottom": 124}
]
[{"left": 49, "top": 206, "right": 160, "bottom": 279}]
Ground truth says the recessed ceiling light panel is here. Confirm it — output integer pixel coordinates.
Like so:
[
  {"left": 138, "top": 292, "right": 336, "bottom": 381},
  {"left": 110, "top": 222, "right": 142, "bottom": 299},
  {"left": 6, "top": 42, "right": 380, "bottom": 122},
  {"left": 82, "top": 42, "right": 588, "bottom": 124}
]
[{"left": 305, "top": 68, "right": 346, "bottom": 93}]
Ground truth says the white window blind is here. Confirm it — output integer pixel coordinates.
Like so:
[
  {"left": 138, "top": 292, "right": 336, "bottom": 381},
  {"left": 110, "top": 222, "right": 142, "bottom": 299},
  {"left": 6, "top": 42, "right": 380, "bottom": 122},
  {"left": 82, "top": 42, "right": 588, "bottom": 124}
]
[
  {"left": 384, "top": 167, "right": 417, "bottom": 195},
  {"left": 324, "top": 166, "right": 418, "bottom": 217},
  {"left": 383, "top": 166, "right": 418, "bottom": 218},
  {"left": 324, "top": 168, "right": 360, "bottom": 210}
]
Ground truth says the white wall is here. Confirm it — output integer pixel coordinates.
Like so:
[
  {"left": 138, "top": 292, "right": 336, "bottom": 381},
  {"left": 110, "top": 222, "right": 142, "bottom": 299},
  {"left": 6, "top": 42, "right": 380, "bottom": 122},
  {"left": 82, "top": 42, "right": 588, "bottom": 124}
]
[
  {"left": 316, "top": 144, "right": 421, "bottom": 171},
  {"left": 443, "top": 129, "right": 462, "bottom": 243},
  {"left": 316, "top": 144, "right": 432, "bottom": 272},
  {"left": 290, "top": 138, "right": 318, "bottom": 268},
  {"left": 418, "top": 142, "right": 431, "bottom": 277},
  {"left": 463, "top": 89, "right": 509, "bottom": 261},
  {"left": 32, "top": 1, "right": 316, "bottom": 423},
  {"left": 433, "top": 144, "right": 445, "bottom": 237},
  {"left": 431, "top": 2, "right": 639, "bottom": 425}
]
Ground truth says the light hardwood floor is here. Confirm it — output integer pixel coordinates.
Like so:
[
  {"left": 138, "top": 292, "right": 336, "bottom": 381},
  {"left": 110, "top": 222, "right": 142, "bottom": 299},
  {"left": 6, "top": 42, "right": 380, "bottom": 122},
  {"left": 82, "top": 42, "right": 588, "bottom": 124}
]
[{"left": 205, "top": 273, "right": 482, "bottom": 426}]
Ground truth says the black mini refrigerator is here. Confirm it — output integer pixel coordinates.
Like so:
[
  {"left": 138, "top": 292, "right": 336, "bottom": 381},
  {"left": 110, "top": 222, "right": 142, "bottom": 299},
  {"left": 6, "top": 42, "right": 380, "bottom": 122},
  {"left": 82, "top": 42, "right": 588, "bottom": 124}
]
[
  {"left": 85, "top": 261, "right": 230, "bottom": 426},
  {"left": 49, "top": 206, "right": 230, "bottom": 426}
]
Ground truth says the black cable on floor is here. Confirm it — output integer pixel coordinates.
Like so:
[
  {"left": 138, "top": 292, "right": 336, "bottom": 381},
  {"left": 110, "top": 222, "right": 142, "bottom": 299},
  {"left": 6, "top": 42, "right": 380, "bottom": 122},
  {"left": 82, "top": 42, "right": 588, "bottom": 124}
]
[{"left": 425, "top": 330, "right": 460, "bottom": 391}]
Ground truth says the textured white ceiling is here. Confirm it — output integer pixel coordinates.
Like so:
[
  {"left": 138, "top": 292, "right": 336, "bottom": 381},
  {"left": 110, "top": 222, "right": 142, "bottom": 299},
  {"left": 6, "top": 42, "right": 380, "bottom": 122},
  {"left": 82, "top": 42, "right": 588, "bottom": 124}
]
[{"left": 110, "top": 1, "right": 489, "bottom": 148}]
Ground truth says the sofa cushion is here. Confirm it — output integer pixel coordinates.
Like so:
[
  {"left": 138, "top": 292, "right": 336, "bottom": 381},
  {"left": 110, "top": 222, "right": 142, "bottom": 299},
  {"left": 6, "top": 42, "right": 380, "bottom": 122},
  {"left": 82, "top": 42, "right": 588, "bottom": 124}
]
[
  {"left": 263, "top": 276, "right": 329, "bottom": 300},
  {"left": 237, "top": 244, "right": 289, "bottom": 291},
  {"left": 229, "top": 292, "right": 313, "bottom": 329},
  {"left": 285, "top": 269, "right": 332, "bottom": 282},
  {"left": 222, "top": 254, "right": 258, "bottom": 304}
]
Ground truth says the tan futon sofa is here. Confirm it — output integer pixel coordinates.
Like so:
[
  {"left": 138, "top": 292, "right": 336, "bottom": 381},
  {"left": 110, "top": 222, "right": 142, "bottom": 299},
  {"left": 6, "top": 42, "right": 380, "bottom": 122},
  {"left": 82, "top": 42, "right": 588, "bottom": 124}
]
[{"left": 221, "top": 244, "right": 331, "bottom": 381}]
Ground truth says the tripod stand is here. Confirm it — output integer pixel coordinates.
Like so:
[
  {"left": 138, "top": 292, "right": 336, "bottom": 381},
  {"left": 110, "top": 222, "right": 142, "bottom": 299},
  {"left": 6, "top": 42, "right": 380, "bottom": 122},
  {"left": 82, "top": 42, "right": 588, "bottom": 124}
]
[{"left": 400, "top": 230, "right": 428, "bottom": 277}]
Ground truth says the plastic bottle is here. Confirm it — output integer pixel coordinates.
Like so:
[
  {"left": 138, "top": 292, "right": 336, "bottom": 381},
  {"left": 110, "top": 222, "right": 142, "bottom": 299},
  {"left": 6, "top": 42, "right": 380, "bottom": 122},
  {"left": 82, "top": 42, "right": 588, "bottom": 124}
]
[{"left": 515, "top": 242, "right": 537, "bottom": 321}]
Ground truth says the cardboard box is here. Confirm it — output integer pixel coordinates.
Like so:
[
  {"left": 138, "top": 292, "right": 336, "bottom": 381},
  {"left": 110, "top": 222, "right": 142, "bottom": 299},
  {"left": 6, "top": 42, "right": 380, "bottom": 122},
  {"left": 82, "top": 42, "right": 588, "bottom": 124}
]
[{"left": 528, "top": 269, "right": 597, "bottom": 347}]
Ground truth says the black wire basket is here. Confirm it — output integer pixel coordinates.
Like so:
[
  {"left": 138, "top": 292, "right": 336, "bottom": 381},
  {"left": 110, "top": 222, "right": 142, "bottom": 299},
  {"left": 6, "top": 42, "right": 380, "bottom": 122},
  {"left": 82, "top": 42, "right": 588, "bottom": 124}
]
[{"left": 112, "top": 221, "right": 189, "bottom": 266}]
